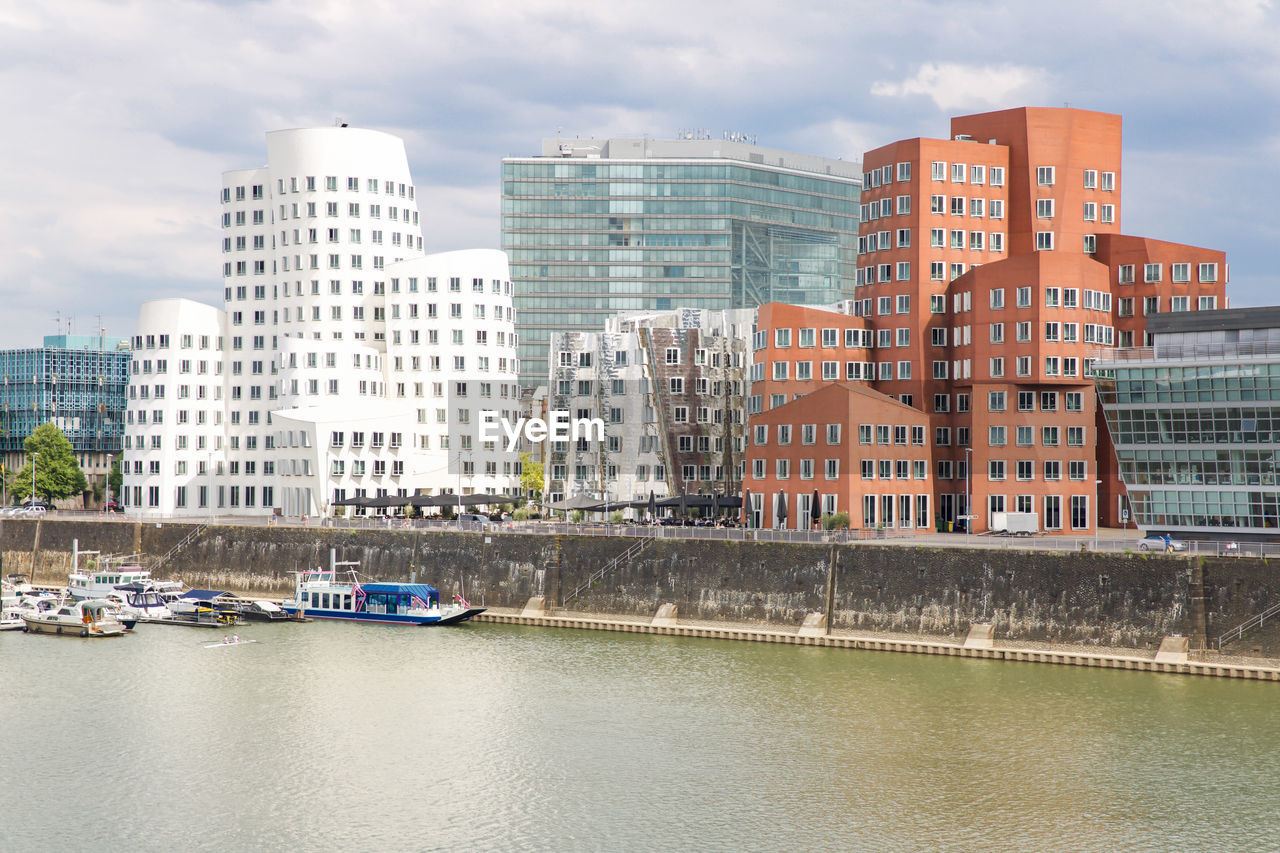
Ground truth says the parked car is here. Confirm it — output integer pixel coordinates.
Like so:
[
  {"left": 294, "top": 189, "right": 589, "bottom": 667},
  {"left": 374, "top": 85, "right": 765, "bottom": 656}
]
[
  {"left": 11, "top": 505, "right": 47, "bottom": 517},
  {"left": 105, "top": 500, "right": 124, "bottom": 513},
  {"left": 1138, "top": 534, "right": 1187, "bottom": 552},
  {"left": 21, "top": 500, "right": 52, "bottom": 511},
  {"left": 456, "top": 513, "right": 496, "bottom": 530}
]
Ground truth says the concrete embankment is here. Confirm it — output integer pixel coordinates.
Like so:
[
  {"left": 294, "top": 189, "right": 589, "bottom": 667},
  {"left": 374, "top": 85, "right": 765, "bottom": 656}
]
[
  {"left": 477, "top": 608, "right": 1280, "bottom": 681},
  {"left": 4, "top": 518, "right": 1278, "bottom": 663}
]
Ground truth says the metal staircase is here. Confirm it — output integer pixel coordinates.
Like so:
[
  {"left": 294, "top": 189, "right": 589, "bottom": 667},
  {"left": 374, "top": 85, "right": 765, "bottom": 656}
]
[
  {"left": 149, "top": 524, "right": 207, "bottom": 573},
  {"left": 1217, "top": 600, "right": 1280, "bottom": 650},
  {"left": 562, "top": 535, "right": 655, "bottom": 607}
]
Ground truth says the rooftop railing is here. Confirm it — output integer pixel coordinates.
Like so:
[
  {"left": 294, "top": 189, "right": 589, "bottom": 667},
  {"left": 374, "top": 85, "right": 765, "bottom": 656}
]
[{"left": 1094, "top": 341, "right": 1280, "bottom": 365}]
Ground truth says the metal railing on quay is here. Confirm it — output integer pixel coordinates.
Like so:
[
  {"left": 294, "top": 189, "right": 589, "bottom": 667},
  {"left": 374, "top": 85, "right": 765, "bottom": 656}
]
[{"left": 18, "top": 511, "right": 1280, "bottom": 557}]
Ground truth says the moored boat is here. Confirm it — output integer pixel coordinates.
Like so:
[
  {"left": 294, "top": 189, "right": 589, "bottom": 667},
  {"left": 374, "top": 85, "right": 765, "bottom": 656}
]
[
  {"left": 21, "top": 598, "right": 128, "bottom": 637},
  {"left": 281, "top": 549, "right": 484, "bottom": 626},
  {"left": 66, "top": 541, "right": 183, "bottom": 601}
]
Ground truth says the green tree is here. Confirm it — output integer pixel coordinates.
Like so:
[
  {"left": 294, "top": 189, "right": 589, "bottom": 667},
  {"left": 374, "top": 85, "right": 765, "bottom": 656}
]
[
  {"left": 519, "top": 452, "right": 544, "bottom": 500},
  {"left": 12, "top": 423, "right": 88, "bottom": 503},
  {"left": 108, "top": 458, "right": 122, "bottom": 497}
]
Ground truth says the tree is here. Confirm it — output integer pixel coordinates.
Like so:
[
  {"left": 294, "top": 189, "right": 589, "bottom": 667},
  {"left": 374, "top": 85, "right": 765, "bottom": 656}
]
[
  {"left": 12, "top": 423, "right": 88, "bottom": 503},
  {"left": 108, "top": 458, "right": 122, "bottom": 498},
  {"left": 519, "top": 452, "right": 544, "bottom": 501}
]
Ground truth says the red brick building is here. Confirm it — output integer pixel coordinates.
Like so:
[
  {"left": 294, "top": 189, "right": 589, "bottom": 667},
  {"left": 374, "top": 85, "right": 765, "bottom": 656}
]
[
  {"left": 746, "top": 107, "right": 1228, "bottom": 534},
  {"left": 744, "top": 382, "right": 932, "bottom": 530}
]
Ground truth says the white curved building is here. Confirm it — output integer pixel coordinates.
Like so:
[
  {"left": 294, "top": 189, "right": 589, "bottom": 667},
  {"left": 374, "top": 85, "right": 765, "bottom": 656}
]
[{"left": 122, "top": 128, "right": 520, "bottom": 518}]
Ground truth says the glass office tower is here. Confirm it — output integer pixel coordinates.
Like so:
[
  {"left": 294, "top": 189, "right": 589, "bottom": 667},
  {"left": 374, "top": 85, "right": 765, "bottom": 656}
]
[
  {"left": 0, "top": 333, "right": 130, "bottom": 496},
  {"left": 502, "top": 137, "right": 861, "bottom": 385}
]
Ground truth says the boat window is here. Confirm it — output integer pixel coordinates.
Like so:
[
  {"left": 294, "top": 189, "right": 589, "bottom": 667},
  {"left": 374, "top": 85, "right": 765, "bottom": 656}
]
[{"left": 343, "top": 595, "right": 352, "bottom": 610}]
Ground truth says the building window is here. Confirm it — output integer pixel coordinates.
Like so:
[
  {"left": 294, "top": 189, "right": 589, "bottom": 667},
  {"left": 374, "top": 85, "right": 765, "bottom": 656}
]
[{"left": 1036, "top": 166, "right": 1055, "bottom": 186}]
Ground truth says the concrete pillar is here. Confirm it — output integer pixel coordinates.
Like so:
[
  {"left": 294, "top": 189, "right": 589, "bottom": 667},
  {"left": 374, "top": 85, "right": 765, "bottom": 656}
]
[
  {"left": 963, "top": 623, "right": 995, "bottom": 649},
  {"left": 798, "top": 612, "right": 827, "bottom": 637},
  {"left": 1186, "top": 560, "right": 1207, "bottom": 651},
  {"left": 822, "top": 546, "right": 837, "bottom": 635},
  {"left": 1155, "top": 635, "right": 1190, "bottom": 663},
  {"left": 652, "top": 603, "right": 678, "bottom": 626}
]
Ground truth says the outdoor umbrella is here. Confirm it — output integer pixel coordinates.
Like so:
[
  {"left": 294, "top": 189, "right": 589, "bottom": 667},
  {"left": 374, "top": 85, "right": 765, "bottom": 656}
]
[
  {"left": 811, "top": 488, "right": 821, "bottom": 529},
  {"left": 711, "top": 493, "right": 720, "bottom": 519},
  {"left": 679, "top": 492, "right": 687, "bottom": 519},
  {"left": 648, "top": 490, "right": 657, "bottom": 521},
  {"left": 744, "top": 489, "right": 752, "bottom": 528},
  {"left": 777, "top": 491, "right": 788, "bottom": 528}
]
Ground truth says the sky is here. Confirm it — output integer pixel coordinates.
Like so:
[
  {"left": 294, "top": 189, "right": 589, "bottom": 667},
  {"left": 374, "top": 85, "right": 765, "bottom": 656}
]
[{"left": 1, "top": 0, "right": 1278, "bottom": 347}]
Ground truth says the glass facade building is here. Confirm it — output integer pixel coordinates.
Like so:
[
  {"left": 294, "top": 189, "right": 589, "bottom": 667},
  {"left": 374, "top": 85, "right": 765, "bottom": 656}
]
[
  {"left": 1094, "top": 308, "right": 1280, "bottom": 538},
  {"left": 0, "top": 334, "right": 131, "bottom": 487},
  {"left": 502, "top": 137, "right": 862, "bottom": 385}
]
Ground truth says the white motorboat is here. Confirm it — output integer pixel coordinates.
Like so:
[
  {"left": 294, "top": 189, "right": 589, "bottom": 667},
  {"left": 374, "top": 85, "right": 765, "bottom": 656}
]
[
  {"left": 65, "top": 540, "right": 182, "bottom": 601},
  {"left": 108, "top": 581, "right": 180, "bottom": 622},
  {"left": 21, "top": 598, "right": 128, "bottom": 637},
  {"left": 0, "top": 592, "right": 23, "bottom": 631}
]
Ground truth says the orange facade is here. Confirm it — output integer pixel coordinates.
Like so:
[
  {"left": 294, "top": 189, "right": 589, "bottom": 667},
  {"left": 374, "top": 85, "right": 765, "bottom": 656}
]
[
  {"left": 743, "top": 383, "right": 933, "bottom": 530},
  {"left": 747, "top": 106, "right": 1228, "bottom": 534}
]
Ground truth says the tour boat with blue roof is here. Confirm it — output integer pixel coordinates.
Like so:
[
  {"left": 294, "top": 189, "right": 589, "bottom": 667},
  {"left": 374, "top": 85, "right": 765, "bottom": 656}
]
[{"left": 280, "top": 550, "right": 484, "bottom": 626}]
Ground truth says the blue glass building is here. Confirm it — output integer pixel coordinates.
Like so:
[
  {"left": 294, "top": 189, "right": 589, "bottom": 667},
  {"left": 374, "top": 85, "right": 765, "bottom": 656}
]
[
  {"left": 0, "top": 334, "right": 130, "bottom": 490},
  {"left": 502, "top": 137, "right": 862, "bottom": 385},
  {"left": 1094, "top": 308, "right": 1280, "bottom": 540}
]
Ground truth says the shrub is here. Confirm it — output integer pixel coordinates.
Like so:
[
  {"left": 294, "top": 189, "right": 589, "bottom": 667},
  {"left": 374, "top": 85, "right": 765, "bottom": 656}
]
[
  {"left": 513, "top": 507, "right": 532, "bottom": 521},
  {"left": 571, "top": 509, "right": 585, "bottom": 523},
  {"left": 610, "top": 510, "right": 624, "bottom": 525},
  {"left": 821, "top": 512, "right": 850, "bottom": 531}
]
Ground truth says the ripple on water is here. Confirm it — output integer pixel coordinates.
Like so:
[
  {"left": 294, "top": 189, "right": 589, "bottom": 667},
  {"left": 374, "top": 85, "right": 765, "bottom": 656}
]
[{"left": 2, "top": 622, "right": 1279, "bottom": 852}]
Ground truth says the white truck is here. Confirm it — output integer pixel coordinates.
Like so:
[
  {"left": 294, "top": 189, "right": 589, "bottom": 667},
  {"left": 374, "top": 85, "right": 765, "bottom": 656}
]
[{"left": 991, "top": 511, "right": 1039, "bottom": 535}]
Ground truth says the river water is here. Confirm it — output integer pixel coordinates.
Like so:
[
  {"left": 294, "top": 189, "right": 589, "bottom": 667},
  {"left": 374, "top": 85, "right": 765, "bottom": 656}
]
[{"left": 2, "top": 619, "right": 1277, "bottom": 852}]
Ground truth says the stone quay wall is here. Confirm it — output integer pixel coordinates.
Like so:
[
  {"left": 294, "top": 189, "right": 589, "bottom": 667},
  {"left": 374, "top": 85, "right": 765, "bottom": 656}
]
[{"left": 4, "top": 518, "right": 1275, "bottom": 651}]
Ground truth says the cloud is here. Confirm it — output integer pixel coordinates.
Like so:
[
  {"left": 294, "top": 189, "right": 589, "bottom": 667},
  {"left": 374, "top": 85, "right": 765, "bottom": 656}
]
[
  {"left": 870, "top": 62, "right": 1053, "bottom": 113},
  {"left": 1, "top": 0, "right": 1280, "bottom": 347}
]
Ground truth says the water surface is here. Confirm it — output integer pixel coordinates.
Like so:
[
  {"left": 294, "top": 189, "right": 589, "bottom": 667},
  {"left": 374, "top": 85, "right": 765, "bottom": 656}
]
[{"left": 2, "top": 621, "right": 1276, "bottom": 851}]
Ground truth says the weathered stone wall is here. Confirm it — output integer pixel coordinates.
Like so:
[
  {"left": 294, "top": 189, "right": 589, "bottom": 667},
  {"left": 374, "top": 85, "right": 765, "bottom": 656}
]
[{"left": 8, "top": 518, "right": 1279, "bottom": 651}]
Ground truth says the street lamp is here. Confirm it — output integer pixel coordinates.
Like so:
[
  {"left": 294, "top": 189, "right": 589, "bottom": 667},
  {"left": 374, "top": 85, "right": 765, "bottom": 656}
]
[
  {"left": 31, "top": 451, "right": 37, "bottom": 506},
  {"left": 964, "top": 447, "right": 972, "bottom": 541}
]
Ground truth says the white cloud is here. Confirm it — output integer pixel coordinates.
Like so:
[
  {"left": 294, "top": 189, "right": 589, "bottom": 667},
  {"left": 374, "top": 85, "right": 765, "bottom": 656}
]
[
  {"left": 1, "top": 0, "right": 1280, "bottom": 345},
  {"left": 870, "top": 62, "right": 1052, "bottom": 112}
]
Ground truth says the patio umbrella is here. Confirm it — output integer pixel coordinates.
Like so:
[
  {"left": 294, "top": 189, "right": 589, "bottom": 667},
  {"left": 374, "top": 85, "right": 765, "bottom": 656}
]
[
  {"left": 679, "top": 492, "right": 687, "bottom": 518},
  {"left": 811, "top": 488, "right": 821, "bottom": 529},
  {"left": 744, "top": 489, "right": 752, "bottom": 528},
  {"left": 711, "top": 493, "right": 720, "bottom": 518},
  {"left": 648, "top": 490, "right": 657, "bottom": 521},
  {"left": 777, "top": 491, "right": 788, "bottom": 528}
]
